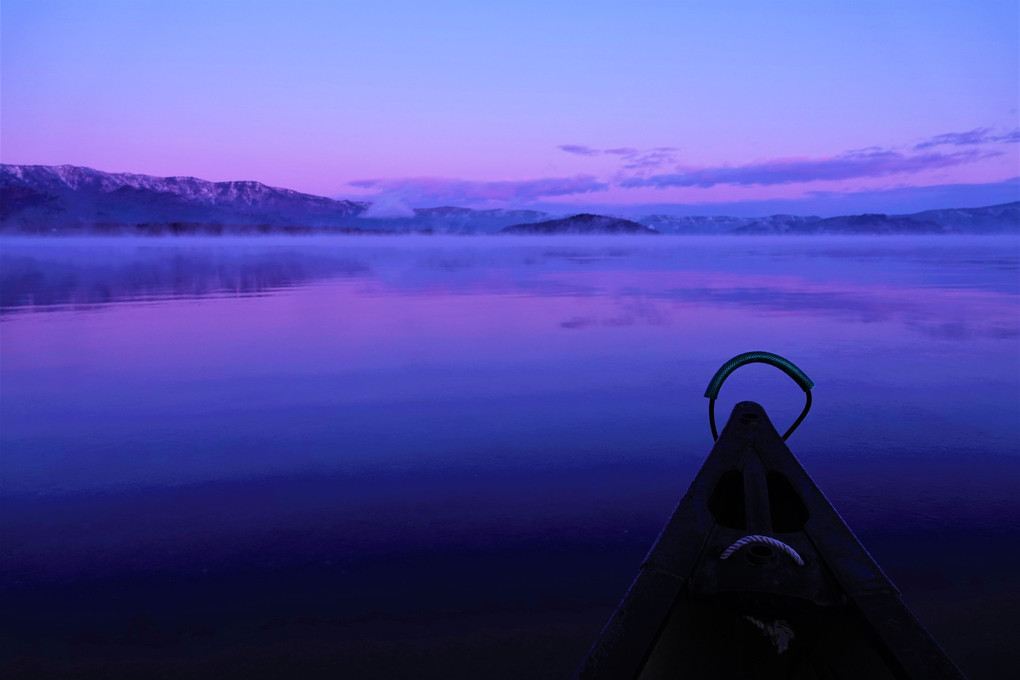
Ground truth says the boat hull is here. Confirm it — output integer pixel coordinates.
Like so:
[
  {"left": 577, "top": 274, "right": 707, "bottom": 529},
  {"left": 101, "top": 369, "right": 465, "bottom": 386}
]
[{"left": 573, "top": 401, "right": 964, "bottom": 679}]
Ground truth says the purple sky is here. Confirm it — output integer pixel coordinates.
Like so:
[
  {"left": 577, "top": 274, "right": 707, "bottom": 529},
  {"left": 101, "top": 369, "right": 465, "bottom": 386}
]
[{"left": 2, "top": 1, "right": 1017, "bottom": 215}]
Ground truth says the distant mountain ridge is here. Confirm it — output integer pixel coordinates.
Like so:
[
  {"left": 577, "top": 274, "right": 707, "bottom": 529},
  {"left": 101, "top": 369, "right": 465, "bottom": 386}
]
[
  {"left": 641, "top": 213, "right": 822, "bottom": 234},
  {"left": 641, "top": 206, "right": 1019, "bottom": 234},
  {"left": 732, "top": 213, "right": 947, "bottom": 235},
  {"left": 1, "top": 164, "right": 368, "bottom": 229},
  {"left": 2, "top": 164, "right": 1017, "bottom": 234}
]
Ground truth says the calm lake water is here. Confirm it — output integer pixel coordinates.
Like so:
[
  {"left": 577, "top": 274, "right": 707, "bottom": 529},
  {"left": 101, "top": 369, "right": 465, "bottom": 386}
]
[{"left": 2, "top": 235, "right": 1018, "bottom": 679}]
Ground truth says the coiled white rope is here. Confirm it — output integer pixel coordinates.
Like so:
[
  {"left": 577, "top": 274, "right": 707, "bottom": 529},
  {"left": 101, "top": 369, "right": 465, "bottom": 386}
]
[{"left": 719, "top": 535, "right": 804, "bottom": 566}]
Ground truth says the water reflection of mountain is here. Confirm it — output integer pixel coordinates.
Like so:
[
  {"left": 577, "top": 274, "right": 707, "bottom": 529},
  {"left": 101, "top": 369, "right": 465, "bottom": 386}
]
[
  {"left": 0, "top": 248, "right": 372, "bottom": 311},
  {"left": 2, "top": 239, "right": 1016, "bottom": 347},
  {"left": 0, "top": 240, "right": 649, "bottom": 312}
]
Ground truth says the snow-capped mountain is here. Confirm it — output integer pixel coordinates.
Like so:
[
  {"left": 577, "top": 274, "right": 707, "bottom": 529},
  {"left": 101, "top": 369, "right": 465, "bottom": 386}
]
[
  {"left": 638, "top": 206, "right": 1017, "bottom": 234},
  {"left": 764, "top": 213, "right": 944, "bottom": 234},
  {"left": 1, "top": 164, "right": 369, "bottom": 229},
  {"left": 906, "top": 203, "right": 1020, "bottom": 233},
  {"left": 733, "top": 206, "right": 1018, "bottom": 234}
]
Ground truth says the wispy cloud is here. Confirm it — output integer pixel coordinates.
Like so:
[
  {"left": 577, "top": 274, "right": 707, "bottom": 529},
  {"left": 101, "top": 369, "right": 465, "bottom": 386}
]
[
  {"left": 558, "top": 144, "right": 679, "bottom": 170},
  {"left": 349, "top": 175, "right": 609, "bottom": 204},
  {"left": 620, "top": 148, "right": 997, "bottom": 189},
  {"left": 914, "top": 127, "right": 1020, "bottom": 150},
  {"left": 620, "top": 148, "right": 679, "bottom": 170},
  {"left": 558, "top": 144, "right": 601, "bottom": 156}
]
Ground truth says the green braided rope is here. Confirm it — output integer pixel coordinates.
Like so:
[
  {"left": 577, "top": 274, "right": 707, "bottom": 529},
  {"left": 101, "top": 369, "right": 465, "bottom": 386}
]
[
  {"left": 705, "top": 352, "right": 815, "bottom": 441},
  {"left": 704, "top": 351, "right": 814, "bottom": 399}
]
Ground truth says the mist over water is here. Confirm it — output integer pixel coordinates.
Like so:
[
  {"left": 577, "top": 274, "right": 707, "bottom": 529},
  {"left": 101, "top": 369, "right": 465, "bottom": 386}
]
[{"left": 2, "top": 235, "right": 1018, "bottom": 679}]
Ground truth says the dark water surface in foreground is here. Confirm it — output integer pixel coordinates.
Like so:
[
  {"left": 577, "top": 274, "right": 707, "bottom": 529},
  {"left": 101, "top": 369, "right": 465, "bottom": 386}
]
[{"left": 2, "top": 236, "right": 1018, "bottom": 679}]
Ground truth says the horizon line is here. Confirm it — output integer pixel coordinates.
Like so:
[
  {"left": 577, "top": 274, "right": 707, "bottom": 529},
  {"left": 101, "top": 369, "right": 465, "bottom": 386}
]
[{"left": 3, "top": 162, "right": 1018, "bottom": 219}]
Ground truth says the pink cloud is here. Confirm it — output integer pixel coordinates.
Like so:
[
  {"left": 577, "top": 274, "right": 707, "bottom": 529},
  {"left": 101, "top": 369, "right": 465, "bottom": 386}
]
[
  {"left": 558, "top": 144, "right": 601, "bottom": 156},
  {"left": 914, "top": 127, "right": 1020, "bottom": 150},
  {"left": 620, "top": 148, "right": 998, "bottom": 189},
  {"left": 558, "top": 144, "right": 679, "bottom": 170}
]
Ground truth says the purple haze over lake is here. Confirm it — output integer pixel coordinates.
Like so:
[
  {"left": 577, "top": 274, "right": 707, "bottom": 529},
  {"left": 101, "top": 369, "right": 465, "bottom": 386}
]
[{"left": 1, "top": 235, "right": 1018, "bottom": 679}]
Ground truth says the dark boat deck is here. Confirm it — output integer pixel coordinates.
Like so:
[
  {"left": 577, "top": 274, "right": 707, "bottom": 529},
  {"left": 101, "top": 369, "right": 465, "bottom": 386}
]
[{"left": 575, "top": 401, "right": 965, "bottom": 679}]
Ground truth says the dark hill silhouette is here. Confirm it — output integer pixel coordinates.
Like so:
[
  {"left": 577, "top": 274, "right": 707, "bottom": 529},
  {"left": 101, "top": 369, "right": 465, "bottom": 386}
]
[{"left": 501, "top": 213, "right": 658, "bottom": 234}]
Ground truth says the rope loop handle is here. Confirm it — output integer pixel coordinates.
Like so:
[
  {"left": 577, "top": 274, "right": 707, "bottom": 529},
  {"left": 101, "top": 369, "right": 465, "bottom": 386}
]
[
  {"left": 720, "top": 535, "right": 805, "bottom": 567},
  {"left": 705, "top": 352, "right": 814, "bottom": 441}
]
